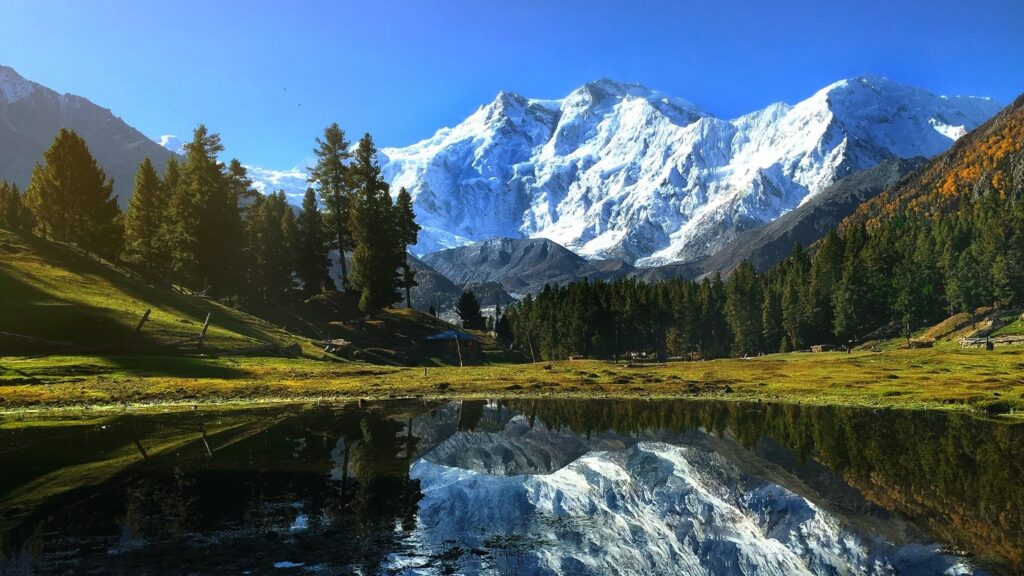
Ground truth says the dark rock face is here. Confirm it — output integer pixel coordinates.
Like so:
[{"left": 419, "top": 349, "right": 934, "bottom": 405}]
[{"left": 422, "top": 237, "right": 640, "bottom": 294}]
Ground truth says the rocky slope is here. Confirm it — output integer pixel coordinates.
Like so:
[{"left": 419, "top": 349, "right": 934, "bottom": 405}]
[
  {"left": 696, "top": 156, "right": 927, "bottom": 274},
  {"left": 382, "top": 76, "right": 999, "bottom": 264}
]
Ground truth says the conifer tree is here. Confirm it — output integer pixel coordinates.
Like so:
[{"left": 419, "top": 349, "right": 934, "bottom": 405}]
[
  {"left": 24, "top": 129, "right": 121, "bottom": 257},
  {"left": 761, "top": 278, "right": 783, "bottom": 352},
  {"left": 245, "top": 192, "right": 296, "bottom": 302},
  {"left": 456, "top": 290, "right": 486, "bottom": 330},
  {"left": 724, "top": 261, "right": 763, "bottom": 356},
  {"left": 393, "top": 187, "right": 420, "bottom": 308},
  {"left": 0, "top": 181, "right": 32, "bottom": 232},
  {"left": 295, "top": 188, "right": 334, "bottom": 295},
  {"left": 122, "top": 158, "right": 167, "bottom": 277},
  {"left": 167, "top": 126, "right": 218, "bottom": 291},
  {"left": 348, "top": 133, "right": 401, "bottom": 315},
  {"left": 309, "top": 123, "right": 354, "bottom": 289},
  {"left": 495, "top": 308, "right": 513, "bottom": 347}
]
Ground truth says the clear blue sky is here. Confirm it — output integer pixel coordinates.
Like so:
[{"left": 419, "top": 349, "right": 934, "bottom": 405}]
[{"left": 4, "top": 0, "right": 1022, "bottom": 169}]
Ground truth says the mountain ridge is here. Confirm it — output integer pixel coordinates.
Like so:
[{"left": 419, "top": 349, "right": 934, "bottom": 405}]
[
  {"left": 0, "top": 65, "right": 175, "bottom": 206},
  {"left": 382, "top": 75, "right": 1000, "bottom": 264}
]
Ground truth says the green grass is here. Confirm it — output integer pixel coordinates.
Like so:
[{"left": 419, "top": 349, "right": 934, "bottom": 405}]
[
  {"left": 1, "top": 347, "right": 1021, "bottom": 418},
  {"left": 0, "top": 230, "right": 323, "bottom": 355}
]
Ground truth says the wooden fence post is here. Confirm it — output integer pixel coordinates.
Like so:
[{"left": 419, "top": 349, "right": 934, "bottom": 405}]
[
  {"left": 127, "top": 309, "right": 152, "bottom": 344},
  {"left": 197, "top": 312, "right": 211, "bottom": 348}
]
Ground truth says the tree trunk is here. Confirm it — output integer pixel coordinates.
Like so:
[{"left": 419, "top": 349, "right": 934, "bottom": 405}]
[
  {"left": 337, "top": 230, "right": 348, "bottom": 290},
  {"left": 404, "top": 258, "right": 412, "bottom": 308}
]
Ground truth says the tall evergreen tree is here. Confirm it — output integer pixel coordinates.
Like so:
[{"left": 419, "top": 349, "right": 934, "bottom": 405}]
[
  {"left": 456, "top": 290, "right": 486, "bottom": 330},
  {"left": 24, "top": 128, "right": 121, "bottom": 257},
  {"left": 309, "top": 123, "right": 354, "bottom": 289},
  {"left": 349, "top": 134, "right": 401, "bottom": 316},
  {"left": 393, "top": 187, "right": 420, "bottom": 308},
  {"left": 245, "top": 191, "right": 296, "bottom": 302},
  {"left": 0, "top": 181, "right": 32, "bottom": 233},
  {"left": 724, "top": 261, "right": 763, "bottom": 356},
  {"left": 167, "top": 125, "right": 222, "bottom": 291},
  {"left": 295, "top": 188, "right": 334, "bottom": 295},
  {"left": 122, "top": 158, "right": 167, "bottom": 277}
]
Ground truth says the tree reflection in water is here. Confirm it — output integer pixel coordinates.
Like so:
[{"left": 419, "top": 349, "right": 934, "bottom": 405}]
[{"left": 0, "top": 399, "right": 1020, "bottom": 574}]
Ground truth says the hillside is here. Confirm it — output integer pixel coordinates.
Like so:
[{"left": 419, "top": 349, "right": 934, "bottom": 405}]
[
  {"left": 698, "top": 157, "right": 926, "bottom": 274},
  {"left": 0, "top": 229, "right": 319, "bottom": 356},
  {"left": 0, "top": 66, "right": 176, "bottom": 207},
  {"left": 0, "top": 228, "right": 513, "bottom": 365},
  {"left": 845, "top": 94, "right": 1024, "bottom": 228},
  {"left": 422, "top": 237, "right": 640, "bottom": 294}
]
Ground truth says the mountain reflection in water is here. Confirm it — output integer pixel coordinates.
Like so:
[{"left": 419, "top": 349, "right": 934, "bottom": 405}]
[{"left": 0, "top": 400, "right": 1021, "bottom": 575}]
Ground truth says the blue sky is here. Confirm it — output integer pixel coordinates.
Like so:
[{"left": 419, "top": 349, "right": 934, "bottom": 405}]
[{"left": 4, "top": 0, "right": 1023, "bottom": 169}]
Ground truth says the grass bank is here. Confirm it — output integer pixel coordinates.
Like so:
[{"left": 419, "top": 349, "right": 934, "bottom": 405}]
[{"left": 2, "top": 347, "right": 1022, "bottom": 418}]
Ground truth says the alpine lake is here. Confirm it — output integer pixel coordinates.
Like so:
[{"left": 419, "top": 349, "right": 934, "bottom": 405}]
[{"left": 1, "top": 399, "right": 1021, "bottom": 575}]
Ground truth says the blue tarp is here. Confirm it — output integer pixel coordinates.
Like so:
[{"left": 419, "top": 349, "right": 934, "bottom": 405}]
[{"left": 425, "top": 330, "right": 478, "bottom": 342}]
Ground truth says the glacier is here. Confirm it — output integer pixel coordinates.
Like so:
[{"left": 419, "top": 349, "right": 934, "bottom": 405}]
[{"left": 380, "top": 76, "right": 1000, "bottom": 264}]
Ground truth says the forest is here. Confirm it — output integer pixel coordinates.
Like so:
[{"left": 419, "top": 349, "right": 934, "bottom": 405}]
[
  {"left": 0, "top": 123, "right": 419, "bottom": 316},
  {"left": 499, "top": 99, "right": 1024, "bottom": 361}
]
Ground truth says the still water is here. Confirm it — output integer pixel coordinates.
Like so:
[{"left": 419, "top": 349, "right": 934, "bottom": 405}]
[{"left": 1, "top": 400, "right": 1021, "bottom": 575}]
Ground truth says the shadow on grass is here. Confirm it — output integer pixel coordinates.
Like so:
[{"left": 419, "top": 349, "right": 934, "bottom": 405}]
[
  {"left": 1, "top": 232, "right": 282, "bottom": 345},
  {"left": 104, "top": 356, "right": 250, "bottom": 380}
]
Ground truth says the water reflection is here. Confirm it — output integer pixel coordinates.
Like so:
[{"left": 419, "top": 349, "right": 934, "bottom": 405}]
[{"left": 0, "top": 400, "right": 1021, "bottom": 575}]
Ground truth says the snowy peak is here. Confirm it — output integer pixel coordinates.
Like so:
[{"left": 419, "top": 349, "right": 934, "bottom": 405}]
[
  {"left": 816, "top": 74, "right": 1002, "bottom": 158},
  {"left": 154, "top": 134, "right": 186, "bottom": 155},
  {"left": 382, "top": 76, "right": 1000, "bottom": 264},
  {"left": 0, "top": 65, "right": 38, "bottom": 104}
]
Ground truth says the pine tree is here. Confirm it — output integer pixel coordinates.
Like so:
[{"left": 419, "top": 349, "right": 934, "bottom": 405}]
[
  {"left": 348, "top": 133, "right": 401, "bottom": 316},
  {"left": 24, "top": 128, "right": 121, "bottom": 257},
  {"left": 495, "top": 308, "right": 513, "bottom": 347},
  {"left": 393, "top": 187, "right": 420, "bottom": 308},
  {"left": 295, "top": 188, "right": 333, "bottom": 295},
  {"left": 309, "top": 123, "right": 354, "bottom": 289},
  {"left": 245, "top": 192, "right": 296, "bottom": 302},
  {"left": 0, "top": 181, "right": 32, "bottom": 232},
  {"left": 456, "top": 290, "right": 485, "bottom": 330},
  {"left": 724, "top": 261, "right": 763, "bottom": 356},
  {"left": 166, "top": 125, "right": 227, "bottom": 292},
  {"left": 122, "top": 158, "right": 167, "bottom": 277},
  {"left": 761, "top": 277, "right": 783, "bottom": 352}
]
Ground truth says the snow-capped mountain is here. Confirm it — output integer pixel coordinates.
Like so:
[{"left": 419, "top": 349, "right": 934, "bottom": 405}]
[
  {"left": 0, "top": 65, "right": 175, "bottom": 206},
  {"left": 381, "top": 76, "right": 1000, "bottom": 264}
]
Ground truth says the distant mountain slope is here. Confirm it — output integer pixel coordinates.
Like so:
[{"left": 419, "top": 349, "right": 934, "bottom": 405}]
[
  {"left": 382, "top": 76, "right": 999, "bottom": 264},
  {"left": 422, "top": 237, "right": 637, "bottom": 294},
  {"left": 0, "top": 66, "right": 175, "bottom": 206},
  {"left": 845, "top": 93, "right": 1024, "bottom": 229},
  {"left": 698, "top": 157, "right": 927, "bottom": 274}
]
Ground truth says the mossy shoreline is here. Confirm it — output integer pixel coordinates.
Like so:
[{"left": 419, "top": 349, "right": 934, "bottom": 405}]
[{"left": 2, "top": 347, "right": 1022, "bottom": 420}]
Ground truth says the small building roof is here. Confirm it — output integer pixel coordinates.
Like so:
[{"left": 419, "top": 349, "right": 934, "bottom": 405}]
[{"left": 425, "top": 330, "right": 479, "bottom": 342}]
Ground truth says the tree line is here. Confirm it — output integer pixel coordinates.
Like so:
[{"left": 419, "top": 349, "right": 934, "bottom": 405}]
[
  {"left": 0, "top": 124, "right": 420, "bottom": 315},
  {"left": 498, "top": 180, "right": 1023, "bottom": 361}
]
